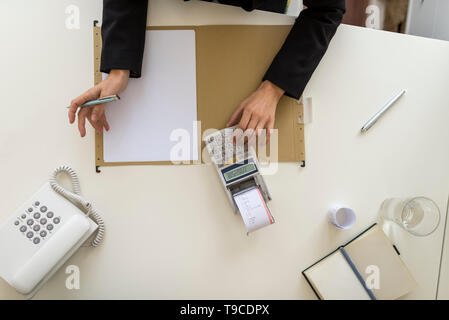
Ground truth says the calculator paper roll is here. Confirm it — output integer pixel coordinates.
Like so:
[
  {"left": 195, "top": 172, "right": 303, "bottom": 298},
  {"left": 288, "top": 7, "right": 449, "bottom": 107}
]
[{"left": 233, "top": 187, "right": 274, "bottom": 233}]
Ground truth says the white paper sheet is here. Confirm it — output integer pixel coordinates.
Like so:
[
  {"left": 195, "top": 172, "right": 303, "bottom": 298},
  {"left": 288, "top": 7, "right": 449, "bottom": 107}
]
[
  {"left": 103, "top": 30, "right": 198, "bottom": 163},
  {"left": 233, "top": 187, "right": 274, "bottom": 233}
]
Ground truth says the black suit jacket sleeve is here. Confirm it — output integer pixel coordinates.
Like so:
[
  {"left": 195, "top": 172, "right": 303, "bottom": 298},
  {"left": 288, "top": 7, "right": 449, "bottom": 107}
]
[
  {"left": 100, "top": 0, "right": 345, "bottom": 98},
  {"left": 263, "top": 0, "right": 345, "bottom": 99},
  {"left": 100, "top": 0, "right": 148, "bottom": 78}
]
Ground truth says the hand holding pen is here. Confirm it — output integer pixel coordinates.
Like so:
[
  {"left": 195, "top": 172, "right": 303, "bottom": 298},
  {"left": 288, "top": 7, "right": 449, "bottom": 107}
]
[
  {"left": 67, "top": 94, "right": 120, "bottom": 109},
  {"left": 68, "top": 69, "right": 129, "bottom": 137}
]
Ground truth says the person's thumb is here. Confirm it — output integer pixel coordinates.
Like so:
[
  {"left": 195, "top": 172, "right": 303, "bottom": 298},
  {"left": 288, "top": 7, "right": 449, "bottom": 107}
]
[{"left": 91, "top": 104, "right": 105, "bottom": 122}]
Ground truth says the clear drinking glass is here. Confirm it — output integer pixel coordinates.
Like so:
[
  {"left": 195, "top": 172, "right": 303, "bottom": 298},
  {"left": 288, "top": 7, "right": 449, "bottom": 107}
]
[{"left": 379, "top": 197, "right": 441, "bottom": 237}]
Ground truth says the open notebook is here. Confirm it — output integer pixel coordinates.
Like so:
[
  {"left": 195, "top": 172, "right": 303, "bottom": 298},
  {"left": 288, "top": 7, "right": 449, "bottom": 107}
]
[{"left": 302, "top": 224, "right": 417, "bottom": 300}]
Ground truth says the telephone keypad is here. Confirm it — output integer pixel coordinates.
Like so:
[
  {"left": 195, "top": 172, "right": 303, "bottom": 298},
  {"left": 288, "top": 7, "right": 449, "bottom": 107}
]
[{"left": 16, "top": 201, "right": 62, "bottom": 245}]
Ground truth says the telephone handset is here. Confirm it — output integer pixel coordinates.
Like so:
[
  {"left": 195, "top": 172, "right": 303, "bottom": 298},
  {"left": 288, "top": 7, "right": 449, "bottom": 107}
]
[{"left": 0, "top": 166, "right": 104, "bottom": 298}]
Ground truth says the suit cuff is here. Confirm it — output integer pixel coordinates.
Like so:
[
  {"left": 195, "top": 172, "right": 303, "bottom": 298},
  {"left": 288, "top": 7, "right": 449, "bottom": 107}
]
[
  {"left": 100, "top": 50, "right": 143, "bottom": 78},
  {"left": 263, "top": 67, "right": 305, "bottom": 100}
]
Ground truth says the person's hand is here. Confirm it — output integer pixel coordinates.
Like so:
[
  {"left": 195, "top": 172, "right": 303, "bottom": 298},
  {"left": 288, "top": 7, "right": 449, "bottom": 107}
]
[
  {"left": 68, "top": 69, "right": 130, "bottom": 137},
  {"left": 227, "top": 80, "right": 285, "bottom": 144}
]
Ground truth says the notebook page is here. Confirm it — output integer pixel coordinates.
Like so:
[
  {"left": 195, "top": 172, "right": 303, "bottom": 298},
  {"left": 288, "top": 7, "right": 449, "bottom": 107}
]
[
  {"left": 103, "top": 30, "right": 198, "bottom": 163},
  {"left": 345, "top": 226, "right": 417, "bottom": 300},
  {"left": 304, "top": 250, "right": 371, "bottom": 300}
]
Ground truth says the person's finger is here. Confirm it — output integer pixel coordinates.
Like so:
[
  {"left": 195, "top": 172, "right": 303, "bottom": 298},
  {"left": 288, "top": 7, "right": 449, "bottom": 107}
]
[
  {"left": 255, "top": 119, "right": 266, "bottom": 137},
  {"left": 68, "top": 103, "right": 77, "bottom": 124},
  {"left": 101, "top": 114, "right": 110, "bottom": 131},
  {"left": 233, "top": 108, "right": 252, "bottom": 145},
  {"left": 77, "top": 108, "right": 89, "bottom": 137},
  {"left": 91, "top": 104, "right": 106, "bottom": 122},
  {"left": 237, "top": 108, "right": 252, "bottom": 132},
  {"left": 266, "top": 118, "right": 275, "bottom": 143},
  {"left": 245, "top": 117, "right": 259, "bottom": 146},
  {"left": 68, "top": 87, "right": 101, "bottom": 124},
  {"left": 227, "top": 104, "right": 245, "bottom": 127},
  {"left": 246, "top": 116, "right": 259, "bottom": 132},
  {"left": 87, "top": 113, "right": 103, "bottom": 133},
  {"left": 75, "top": 86, "right": 101, "bottom": 105}
]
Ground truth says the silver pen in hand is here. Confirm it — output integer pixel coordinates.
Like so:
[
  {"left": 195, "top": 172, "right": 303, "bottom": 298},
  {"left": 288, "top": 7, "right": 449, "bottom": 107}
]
[
  {"left": 66, "top": 94, "right": 120, "bottom": 109},
  {"left": 361, "top": 89, "right": 406, "bottom": 133}
]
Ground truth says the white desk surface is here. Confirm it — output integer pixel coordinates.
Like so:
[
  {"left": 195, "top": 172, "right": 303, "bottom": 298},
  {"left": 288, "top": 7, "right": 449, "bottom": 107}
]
[{"left": 0, "top": 0, "right": 448, "bottom": 300}]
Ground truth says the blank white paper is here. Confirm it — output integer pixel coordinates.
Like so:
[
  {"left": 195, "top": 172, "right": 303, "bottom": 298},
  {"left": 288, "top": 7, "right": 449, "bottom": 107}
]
[{"left": 103, "top": 30, "right": 198, "bottom": 163}]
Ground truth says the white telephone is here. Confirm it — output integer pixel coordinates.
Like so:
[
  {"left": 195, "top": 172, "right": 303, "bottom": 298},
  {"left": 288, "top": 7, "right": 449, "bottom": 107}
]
[{"left": 0, "top": 166, "right": 104, "bottom": 298}]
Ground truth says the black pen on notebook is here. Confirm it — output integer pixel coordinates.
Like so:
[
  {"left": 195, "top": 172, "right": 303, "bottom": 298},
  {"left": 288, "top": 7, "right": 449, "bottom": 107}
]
[{"left": 66, "top": 95, "right": 120, "bottom": 109}]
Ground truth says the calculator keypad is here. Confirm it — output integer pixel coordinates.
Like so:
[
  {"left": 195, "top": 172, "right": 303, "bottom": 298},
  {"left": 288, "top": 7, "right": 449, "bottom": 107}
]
[
  {"left": 14, "top": 200, "right": 62, "bottom": 245},
  {"left": 205, "top": 126, "right": 246, "bottom": 167}
]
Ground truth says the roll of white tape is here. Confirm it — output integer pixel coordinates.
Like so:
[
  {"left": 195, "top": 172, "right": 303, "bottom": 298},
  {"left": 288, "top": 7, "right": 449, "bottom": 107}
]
[{"left": 328, "top": 205, "right": 356, "bottom": 230}]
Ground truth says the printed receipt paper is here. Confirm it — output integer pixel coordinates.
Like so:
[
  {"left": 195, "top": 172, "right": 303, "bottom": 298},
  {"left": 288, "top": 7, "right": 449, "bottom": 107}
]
[{"left": 233, "top": 187, "right": 274, "bottom": 233}]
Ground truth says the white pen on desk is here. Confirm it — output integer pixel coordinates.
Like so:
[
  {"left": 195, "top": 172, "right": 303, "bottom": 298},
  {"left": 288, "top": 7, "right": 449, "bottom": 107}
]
[{"left": 361, "top": 89, "right": 406, "bottom": 133}]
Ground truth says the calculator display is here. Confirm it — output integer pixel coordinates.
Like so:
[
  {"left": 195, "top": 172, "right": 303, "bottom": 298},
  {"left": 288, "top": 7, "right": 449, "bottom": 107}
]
[{"left": 223, "top": 163, "right": 257, "bottom": 182}]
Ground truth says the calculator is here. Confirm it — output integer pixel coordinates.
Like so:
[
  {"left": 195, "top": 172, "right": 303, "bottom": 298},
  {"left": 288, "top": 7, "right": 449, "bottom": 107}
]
[
  {"left": 204, "top": 126, "right": 247, "bottom": 167},
  {"left": 204, "top": 126, "right": 272, "bottom": 214}
]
